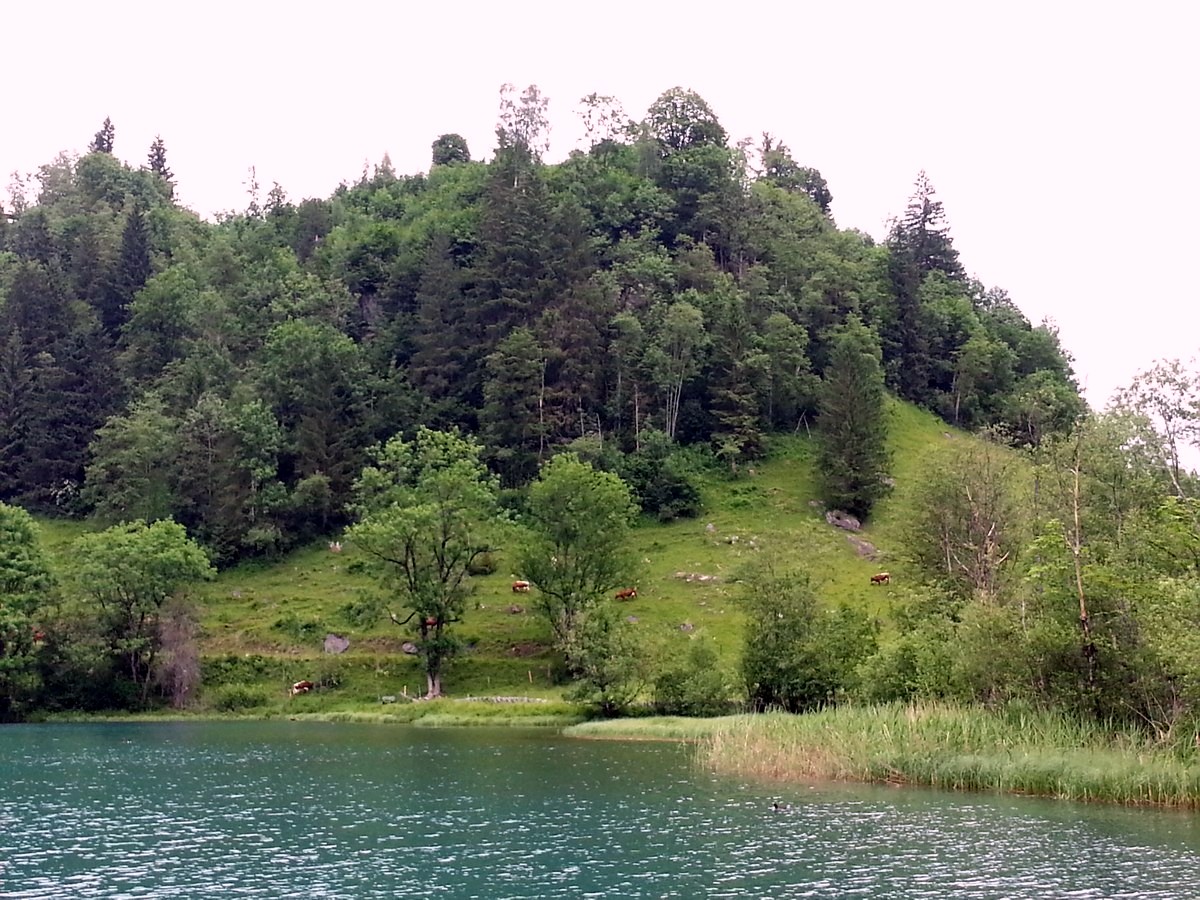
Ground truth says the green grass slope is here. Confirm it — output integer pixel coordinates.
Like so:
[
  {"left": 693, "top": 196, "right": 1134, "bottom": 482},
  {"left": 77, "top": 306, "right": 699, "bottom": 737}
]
[{"left": 33, "top": 397, "right": 974, "bottom": 715}]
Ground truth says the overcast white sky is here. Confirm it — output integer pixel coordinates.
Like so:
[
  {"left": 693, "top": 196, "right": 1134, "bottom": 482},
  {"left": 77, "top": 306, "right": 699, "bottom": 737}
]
[{"left": 5, "top": 0, "right": 1197, "bottom": 411}]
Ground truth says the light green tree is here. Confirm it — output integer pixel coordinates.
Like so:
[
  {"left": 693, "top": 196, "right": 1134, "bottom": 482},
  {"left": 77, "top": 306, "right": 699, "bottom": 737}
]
[
  {"left": 69, "top": 520, "right": 213, "bottom": 706},
  {"left": 564, "top": 604, "right": 653, "bottom": 715},
  {"left": 518, "top": 453, "right": 639, "bottom": 657},
  {"left": 740, "top": 562, "right": 875, "bottom": 712},
  {"left": 348, "top": 428, "right": 500, "bottom": 698},
  {"left": 83, "top": 394, "right": 181, "bottom": 523},
  {"left": 0, "top": 503, "right": 53, "bottom": 720},
  {"left": 644, "top": 298, "right": 708, "bottom": 440}
]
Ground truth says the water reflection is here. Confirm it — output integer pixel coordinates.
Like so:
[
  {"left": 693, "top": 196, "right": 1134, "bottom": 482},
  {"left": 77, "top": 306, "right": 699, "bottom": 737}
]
[{"left": 1, "top": 722, "right": 1197, "bottom": 898}]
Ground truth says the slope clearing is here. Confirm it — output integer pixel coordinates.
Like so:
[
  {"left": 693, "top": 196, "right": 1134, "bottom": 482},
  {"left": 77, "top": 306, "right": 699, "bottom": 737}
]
[{"left": 35, "top": 398, "right": 961, "bottom": 715}]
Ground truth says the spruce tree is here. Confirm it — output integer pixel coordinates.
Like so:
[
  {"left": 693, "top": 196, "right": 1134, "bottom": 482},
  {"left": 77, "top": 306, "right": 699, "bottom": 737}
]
[
  {"left": 816, "top": 315, "right": 892, "bottom": 519},
  {"left": 889, "top": 171, "right": 964, "bottom": 282},
  {"left": 100, "top": 204, "right": 152, "bottom": 334},
  {"left": 884, "top": 171, "right": 965, "bottom": 402},
  {"left": 89, "top": 117, "right": 115, "bottom": 154},
  {"left": 147, "top": 136, "right": 175, "bottom": 199}
]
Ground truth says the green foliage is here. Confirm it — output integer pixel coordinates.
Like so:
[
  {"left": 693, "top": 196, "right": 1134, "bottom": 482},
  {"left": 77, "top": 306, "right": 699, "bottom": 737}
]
[
  {"left": 564, "top": 603, "right": 652, "bottom": 716},
  {"left": 816, "top": 316, "right": 892, "bottom": 519},
  {"left": 618, "top": 430, "right": 703, "bottom": 520},
  {"left": 212, "top": 683, "right": 271, "bottom": 712},
  {"left": 67, "top": 519, "right": 214, "bottom": 706},
  {"left": 0, "top": 502, "right": 53, "bottom": 719},
  {"left": 518, "top": 453, "right": 639, "bottom": 654},
  {"left": 83, "top": 394, "right": 180, "bottom": 522},
  {"left": 653, "top": 636, "right": 733, "bottom": 716},
  {"left": 905, "top": 436, "right": 1027, "bottom": 602},
  {"left": 739, "top": 562, "right": 876, "bottom": 712},
  {"left": 431, "top": 133, "right": 471, "bottom": 167},
  {"left": 347, "top": 427, "right": 501, "bottom": 697}
]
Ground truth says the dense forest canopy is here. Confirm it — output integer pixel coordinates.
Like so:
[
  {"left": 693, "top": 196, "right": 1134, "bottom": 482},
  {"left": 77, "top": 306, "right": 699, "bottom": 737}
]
[{"left": 1, "top": 85, "right": 1083, "bottom": 560}]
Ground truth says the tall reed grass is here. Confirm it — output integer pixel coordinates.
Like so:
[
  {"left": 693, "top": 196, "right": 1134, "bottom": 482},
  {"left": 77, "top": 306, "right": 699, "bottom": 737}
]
[{"left": 694, "top": 703, "right": 1200, "bottom": 808}]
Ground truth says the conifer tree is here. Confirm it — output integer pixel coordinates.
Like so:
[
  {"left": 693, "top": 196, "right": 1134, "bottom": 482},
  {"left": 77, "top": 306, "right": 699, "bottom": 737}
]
[
  {"left": 816, "top": 315, "right": 892, "bottom": 519},
  {"left": 89, "top": 117, "right": 115, "bottom": 154},
  {"left": 147, "top": 136, "right": 175, "bottom": 199},
  {"left": 884, "top": 171, "right": 965, "bottom": 401},
  {"left": 100, "top": 204, "right": 152, "bottom": 334},
  {"left": 889, "top": 171, "right": 964, "bottom": 283}
]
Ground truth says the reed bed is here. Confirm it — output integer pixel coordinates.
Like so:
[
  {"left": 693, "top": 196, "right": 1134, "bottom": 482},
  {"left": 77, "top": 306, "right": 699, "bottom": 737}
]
[
  {"left": 565, "top": 716, "right": 738, "bottom": 742},
  {"left": 695, "top": 703, "right": 1200, "bottom": 808}
]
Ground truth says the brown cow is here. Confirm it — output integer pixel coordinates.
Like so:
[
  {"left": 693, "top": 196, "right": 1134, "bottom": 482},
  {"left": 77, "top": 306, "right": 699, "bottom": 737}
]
[
  {"left": 615, "top": 588, "right": 638, "bottom": 600},
  {"left": 870, "top": 572, "right": 890, "bottom": 585},
  {"left": 291, "top": 680, "right": 315, "bottom": 696},
  {"left": 511, "top": 580, "right": 531, "bottom": 593}
]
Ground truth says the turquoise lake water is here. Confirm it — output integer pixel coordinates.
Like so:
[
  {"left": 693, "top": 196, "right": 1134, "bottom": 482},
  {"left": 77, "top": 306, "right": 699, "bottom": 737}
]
[{"left": 2, "top": 721, "right": 1199, "bottom": 898}]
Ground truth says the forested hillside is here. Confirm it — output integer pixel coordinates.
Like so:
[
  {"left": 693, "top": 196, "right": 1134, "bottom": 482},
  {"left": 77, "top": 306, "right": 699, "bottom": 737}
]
[
  {"left": 11, "top": 86, "right": 1200, "bottom": 741},
  {"left": 1, "top": 87, "right": 1082, "bottom": 561}
]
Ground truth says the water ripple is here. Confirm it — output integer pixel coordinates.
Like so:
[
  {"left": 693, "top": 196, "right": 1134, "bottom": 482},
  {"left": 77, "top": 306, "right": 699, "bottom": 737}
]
[{"left": 2, "top": 723, "right": 1199, "bottom": 898}]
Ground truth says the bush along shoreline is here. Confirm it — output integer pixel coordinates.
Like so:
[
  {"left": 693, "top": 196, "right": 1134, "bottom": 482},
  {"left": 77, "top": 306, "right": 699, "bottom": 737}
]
[{"left": 566, "top": 702, "right": 1200, "bottom": 809}]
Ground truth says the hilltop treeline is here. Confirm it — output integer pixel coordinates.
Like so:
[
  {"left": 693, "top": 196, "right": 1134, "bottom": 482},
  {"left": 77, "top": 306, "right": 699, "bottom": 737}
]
[{"left": 1, "top": 88, "right": 1082, "bottom": 560}]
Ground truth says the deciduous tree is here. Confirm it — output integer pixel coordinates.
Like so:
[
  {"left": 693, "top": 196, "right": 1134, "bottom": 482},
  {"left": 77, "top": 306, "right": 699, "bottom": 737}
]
[
  {"left": 348, "top": 428, "right": 500, "bottom": 698},
  {"left": 518, "top": 453, "right": 639, "bottom": 658},
  {"left": 0, "top": 503, "right": 53, "bottom": 720},
  {"left": 69, "top": 520, "right": 213, "bottom": 706}
]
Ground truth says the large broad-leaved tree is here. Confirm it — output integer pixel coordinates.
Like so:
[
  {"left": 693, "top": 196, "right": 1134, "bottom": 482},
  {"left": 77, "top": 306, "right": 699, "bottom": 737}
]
[
  {"left": 69, "top": 519, "right": 213, "bottom": 706},
  {"left": 348, "top": 427, "right": 500, "bottom": 698},
  {"left": 518, "top": 453, "right": 639, "bottom": 661}
]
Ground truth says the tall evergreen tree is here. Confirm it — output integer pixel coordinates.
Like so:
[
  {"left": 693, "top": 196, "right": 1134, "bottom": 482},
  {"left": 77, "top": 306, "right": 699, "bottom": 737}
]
[
  {"left": 888, "top": 171, "right": 965, "bottom": 283},
  {"left": 89, "top": 117, "right": 115, "bottom": 154},
  {"left": 147, "top": 136, "right": 175, "bottom": 199},
  {"left": 100, "top": 204, "right": 152, "bottom": 335},
  {"left": 816, "top": 315, "right": 892, "bottom": 519},
  {"left": 409, "top": 234, "right": 478, "bottom": 422},
  {"left": 0, "top": 330, "right": 33, "bottom": 501},
  {"left": 884, "top": 172, "right": 965, "bottom": 402},
  {"left": 472, "top": 146, "right": 555, "bottom": 344},
  {"left": 480, "top": 327, "right": 546, "bottom": 486},
  {"left": 20, "top": 320, "right": 119, "bottom": 509}
]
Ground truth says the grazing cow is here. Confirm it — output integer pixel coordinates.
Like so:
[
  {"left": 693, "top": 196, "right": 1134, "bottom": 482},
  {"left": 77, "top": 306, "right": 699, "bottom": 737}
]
[
  {"left": 870, "top": 572, "right": 890, "bottom": 585},
  {"left": 511, "top": 580, "right": 531, "bottom": 593},
  {"left": 615, "top": 588, "right": 638, "bottom": 600},
  {"left": 328, "top": 541, "right": 343, "bottom": 553},
  {"left": 291, "top": 680, "right": 315, "bottom": 696}
]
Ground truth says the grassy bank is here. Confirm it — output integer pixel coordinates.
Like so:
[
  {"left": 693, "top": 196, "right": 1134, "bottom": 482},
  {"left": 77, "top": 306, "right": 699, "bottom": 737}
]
[
  {"left": 569, "top": 703, "right": 1200, "bottom": 808},
  {"left": 41, "top": 697, "right": 585, "bottom": 728}
]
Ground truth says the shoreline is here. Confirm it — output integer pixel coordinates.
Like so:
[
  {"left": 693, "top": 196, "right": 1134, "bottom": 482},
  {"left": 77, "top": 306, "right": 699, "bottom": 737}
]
[
  {"left": 24, "top": 700, "right": 1200, "bottom": 809},
  {"left": 565, "top": 704, "right": 1200, "bottom": 810}
]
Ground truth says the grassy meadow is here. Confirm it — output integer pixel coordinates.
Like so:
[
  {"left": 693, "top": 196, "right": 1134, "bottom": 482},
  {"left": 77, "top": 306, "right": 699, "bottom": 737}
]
[{"left": 35, "top": 397, "right": 954, "bottom": 716}]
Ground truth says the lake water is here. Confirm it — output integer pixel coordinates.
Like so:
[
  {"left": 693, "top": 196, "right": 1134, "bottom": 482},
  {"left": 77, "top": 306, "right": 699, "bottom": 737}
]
[{"left": 2, "top": 722, "right": 1199, "bottom": 898}]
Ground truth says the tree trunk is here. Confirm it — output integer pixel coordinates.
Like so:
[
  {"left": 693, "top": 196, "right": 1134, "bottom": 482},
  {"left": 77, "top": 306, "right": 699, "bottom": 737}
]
[{"left": 1068, "top": 457, "right": 1099, "bottom": 716}]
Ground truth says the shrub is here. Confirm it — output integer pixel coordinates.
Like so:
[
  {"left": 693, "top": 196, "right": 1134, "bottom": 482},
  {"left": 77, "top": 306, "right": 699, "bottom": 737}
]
[
  {"left": 211, "top": 684, "right": 270, "bottom": 712},
  {"left": 468, "top": 552, "right": 498, "bottom": 576},
  {"left": 740, "top": 563, "right": 876, "bottom": 712},
  {"left": 653, "top": 637, "right": 734, "bottom": 717}
]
